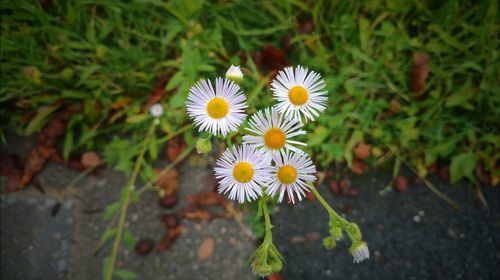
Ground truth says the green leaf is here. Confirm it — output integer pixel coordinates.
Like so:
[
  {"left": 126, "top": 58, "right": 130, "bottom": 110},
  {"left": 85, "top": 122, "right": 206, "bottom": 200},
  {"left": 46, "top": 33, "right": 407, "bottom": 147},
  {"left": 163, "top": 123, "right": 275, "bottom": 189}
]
[
  {"left": 103, "top": 202, "right": 121, "bottom": 220},
  {"left": 166, "top": 71, "right": 184, "bottom": 91},
  {"left": 102, "top": 256, "right": 112, "bottom": 280},
  {"left": 322, "top": 143, "right": 343, "bottom": 161},
  {"left": 99, "top": 228, "right": 117, "bottom": 245},
  {"left": 126, "top": 114, "right": 149, "bottom": 124},
  {"left": 63, "top": 130, "right": 73, "bottom": 164},
  {"left": 148, "top": 132, "right": 158, "bottom": 160},
  {"left": 308, "top": 126, "right": 329, "bottom": 146},
  {"left": 61, "top": 90, "right": 88, "bottom": 99},
  {"left": 76, "top": 65, "right": 100, "bottom": 87},
  {"left": 113, "top": 270, "right": 137, "bottom": 279},
  {"left": 124, "top": 229, "right": 135, "bottom": 249},
  {"left": 450, "top": 153, "right": 478, "bottom": 184}
]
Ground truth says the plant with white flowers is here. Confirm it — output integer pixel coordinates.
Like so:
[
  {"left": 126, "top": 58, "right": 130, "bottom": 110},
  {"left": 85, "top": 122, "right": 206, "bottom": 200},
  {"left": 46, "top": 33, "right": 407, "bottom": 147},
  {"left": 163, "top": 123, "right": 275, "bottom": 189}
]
[{"left": 186, "top": 65, "right": 369, "bottom": 276}]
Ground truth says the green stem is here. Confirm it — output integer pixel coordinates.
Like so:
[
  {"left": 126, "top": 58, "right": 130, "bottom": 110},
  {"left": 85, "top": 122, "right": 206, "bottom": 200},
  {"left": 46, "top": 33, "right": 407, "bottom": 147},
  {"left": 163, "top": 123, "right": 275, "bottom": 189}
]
[
  {"left": 157, "top": 124, "right": 191, "bottom": 144},
  {"left": 261, "top": 197, "right": 273, "bottom": 243},
  {"left": 311, "top": 187, "right": 345, "bottom": 224},
  {"left": 105, "top": 123, "right": 155, "bottom": 280}
]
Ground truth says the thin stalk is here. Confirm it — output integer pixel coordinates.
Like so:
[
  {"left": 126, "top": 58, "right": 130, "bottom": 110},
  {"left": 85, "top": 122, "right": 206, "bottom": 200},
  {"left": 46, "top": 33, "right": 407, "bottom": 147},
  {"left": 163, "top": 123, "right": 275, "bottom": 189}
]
[
  {"left": 311, "top": 187, "right": 344, "bottom": 223},
  {"left": 105, "top": 123, "right": 155, "bottom": 280},
  {"left": 261, "top": 197, "right": 273, "bottom": 243},
  {"left": 157, "top": 124, "right": 191, "bottom": 144}
]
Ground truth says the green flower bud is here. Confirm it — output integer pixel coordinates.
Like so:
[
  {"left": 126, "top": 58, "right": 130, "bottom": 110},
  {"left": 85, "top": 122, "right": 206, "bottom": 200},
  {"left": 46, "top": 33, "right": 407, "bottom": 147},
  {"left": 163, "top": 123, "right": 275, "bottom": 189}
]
[
  {"left": 323, "top": 236, "right": 337, "bottom": 250},
  {"left": 330, "top": 226, "right": 343, "bottom": 241},
  {"left": 345, "top": 222, "right": 362, "bottom": 241},
  {"left": 196, "top": 138, "right": 212, "bottom": 154}
]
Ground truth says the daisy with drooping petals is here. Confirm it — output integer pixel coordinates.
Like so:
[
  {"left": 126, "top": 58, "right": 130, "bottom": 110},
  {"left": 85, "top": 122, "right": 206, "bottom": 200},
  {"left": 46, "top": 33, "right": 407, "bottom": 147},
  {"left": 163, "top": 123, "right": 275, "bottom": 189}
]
[
  {"left": 214, "top": 144, "right": 271, "bottom": 203},
  {"left": 271, "top": 65, "right": 328, "bottom": 122},
  {"left": 243, "top": 107, "right": 306, "bottom": 154},
  {"left": 266, "top": 150, "right": 316, "bottom": 204},
  {"left": 186, "top": 77, "right": 247, "bottom": 137},
  {"left": 350, "top": 242, "right": 370, "bottom": 263}
]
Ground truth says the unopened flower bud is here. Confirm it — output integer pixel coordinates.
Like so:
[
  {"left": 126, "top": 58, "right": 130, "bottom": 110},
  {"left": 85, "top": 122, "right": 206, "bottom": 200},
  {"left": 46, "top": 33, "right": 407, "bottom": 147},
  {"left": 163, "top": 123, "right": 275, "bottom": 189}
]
[
  {"left": 346, "top": 222, "right": 362, "bottom": 241},
  {"left": 225, "top": 65, "right": 243, "bottom": 83},
  {"left": 349, "top": 241, "right": 370, "bottom": 263},
  {"left": 330, "top": 226, "right": 343, "bottom": 241},
  {"left": 323, "top": 236, "right": 337, "bottom": 250},
  {"left": 196, "top": 138, "right": 212, "bottom": 154}
]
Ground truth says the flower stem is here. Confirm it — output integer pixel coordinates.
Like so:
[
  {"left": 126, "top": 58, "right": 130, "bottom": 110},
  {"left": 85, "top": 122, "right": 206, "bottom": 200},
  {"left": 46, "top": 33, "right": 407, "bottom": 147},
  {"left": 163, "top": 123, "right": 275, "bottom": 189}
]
[
  {"left": 311, "top": 187, "right": 345, "bottom": 224},
  {"left": 261, "top": 197, "right": 273, "bottom": 243},
  {"left": 105, "top": 123, "right": 155, "bottom": 280}
]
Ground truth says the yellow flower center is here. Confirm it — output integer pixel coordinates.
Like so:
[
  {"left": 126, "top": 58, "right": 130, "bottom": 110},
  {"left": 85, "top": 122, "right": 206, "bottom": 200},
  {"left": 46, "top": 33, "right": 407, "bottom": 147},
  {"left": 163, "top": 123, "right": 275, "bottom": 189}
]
[
  {"left": 206, "top": 98, "right": 229, "bottom": 119},
  {"left": 288, "top": 86, "right": 308, "bottom": 105},
  {"left": 278, "top": 165, "right": 297, "bottom": 184},
  {"left": 264, "top": 128, "right": 286, "bottom": 150},
  {"left": 233, "top": 162, "right": 254, "bottom": 183}
]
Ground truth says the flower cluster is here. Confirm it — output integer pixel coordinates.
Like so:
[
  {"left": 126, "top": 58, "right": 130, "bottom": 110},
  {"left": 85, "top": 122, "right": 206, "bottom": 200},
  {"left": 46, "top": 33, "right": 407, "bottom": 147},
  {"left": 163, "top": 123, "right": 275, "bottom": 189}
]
[
  {"left": 186, "top": 65, "right": 326, "bottom": 204},
  {"left": 185, "top": 65, "right": 369, "bottom": 274}
]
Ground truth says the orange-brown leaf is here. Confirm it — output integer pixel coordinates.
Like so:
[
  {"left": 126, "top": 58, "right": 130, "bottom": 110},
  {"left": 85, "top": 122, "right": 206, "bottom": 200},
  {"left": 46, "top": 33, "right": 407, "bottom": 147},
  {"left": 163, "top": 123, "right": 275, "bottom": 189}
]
[{"left": 197, "top": 237, "right": 215, "bottom": 261}]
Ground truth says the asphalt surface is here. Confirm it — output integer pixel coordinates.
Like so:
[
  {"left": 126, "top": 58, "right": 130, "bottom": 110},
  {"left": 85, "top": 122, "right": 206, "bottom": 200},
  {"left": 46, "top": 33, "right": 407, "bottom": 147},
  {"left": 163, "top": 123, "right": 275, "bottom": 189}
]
[
  {"left": 1, "top": 133, "right": 500, "bottom": 279},
  {"left": 272, "top": 169, "right": 500, "bottom": 280}
]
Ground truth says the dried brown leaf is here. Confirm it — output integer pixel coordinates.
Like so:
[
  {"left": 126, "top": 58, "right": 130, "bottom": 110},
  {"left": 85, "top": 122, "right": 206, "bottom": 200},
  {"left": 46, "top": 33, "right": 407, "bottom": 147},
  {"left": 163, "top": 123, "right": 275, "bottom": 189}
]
[
  {"left": 411, "top": 53, "right": 430, "bottom": 94},
  {"left": 197, "top": 237, "right": 215, "bottom": 261}
]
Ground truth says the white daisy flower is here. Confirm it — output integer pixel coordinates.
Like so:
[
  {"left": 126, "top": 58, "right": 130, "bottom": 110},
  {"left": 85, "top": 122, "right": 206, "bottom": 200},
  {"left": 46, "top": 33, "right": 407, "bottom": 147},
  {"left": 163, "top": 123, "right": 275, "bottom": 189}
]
[
  {"left": 149, "top": 103, "right": 163, "bottom": 117},
  {"left": 266, "top": 150, "right": 316, "bottom": 204},
  {"left": 214, "top": 144, "right": 271, "bottom": 203},
  {"left": 242, "top": 107, "right": 306, "bottom": 155},
  {"left": 350, "top": 241, "right": 370, "bottom": 263},
  {"left": 271, "top": 65, "right": 328, "bottom": 122},
  {"left": 186, "top": 78, "right": 247, "bottom": 137}
]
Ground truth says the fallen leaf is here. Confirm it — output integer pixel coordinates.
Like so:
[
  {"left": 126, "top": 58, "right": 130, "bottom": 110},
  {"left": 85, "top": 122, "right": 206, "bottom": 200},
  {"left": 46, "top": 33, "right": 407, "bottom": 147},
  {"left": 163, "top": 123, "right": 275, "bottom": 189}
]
[
  {"left": 475, "top": 162, "right": 490, "bottom": 185},
  {"left": 411, "top": 53, "right": 430, "bottom": 96},
  {"left": 268, "top": 272, "right": 284, "bottom": 280},
  {"left": 340, "top": 177, "right": 351, "bottom": 195},
  {"left": 143, "top": 70, "right": 176, "bottom": 112},
  {"left": 438, "top": 165, "right": 450, "bottom": 181},
  {"left": 154, "top": 168, "right": 179, "bottom": 195},
  {"left": 0, "top": 153, "right": 24, "bottom": 177},
  {"left": 394, "top": 174, "right": 407, "bottom": 193},
  {"left": 206, "top": 170, "right": 218, "bottom": 191},
  {"left": 156, "top": 225, "right": 184, "bottom": 251},
  {"left": 81, "top": 151, "right": 101, "bottom": 168},
  {"left": 159, "top": 195, "right": 178, "bottom": 208},
  {"left": 297, "top": 20, "right": 314, "bottom": 34},
  {"left": 179, "top": 191, "right": 231, "bottom": 220},
  {"left": 347, "top": 189, "right": 359, "bottom": 197},
  {"left": 17, "top": 106, "right": 79, "bottom": 190},
  {"left": 198, "top": 237, "right": 215, "bottom": 261},
  {"left": 343, "top": 203, "right": 353, "bottom": 214},
  {"left": 135, "top": 239, "right": 154, "bottom": 256},
  {"left": 5, "top": 175, "right": 21, "bottom": 192},
  {"left": 288, "top": 232, "right": 319, "bottom": 244},
  {"left": 161, "top": 214, "right": 179, "bottom": 228},
  {"left": 428, "top": 162, "right": 438, "bottom": 174},
  {"left": 350, "top": 159, "right": 367, "bottom": 175},
  {"left": 167, "top": 137, "right": 188, "bottom": 162},
  {"left": 305, "top": 190, "right": 316, "bottom": 202},
  {"left": 329, "top": 180, "right": 339, "bottom": 195}
]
